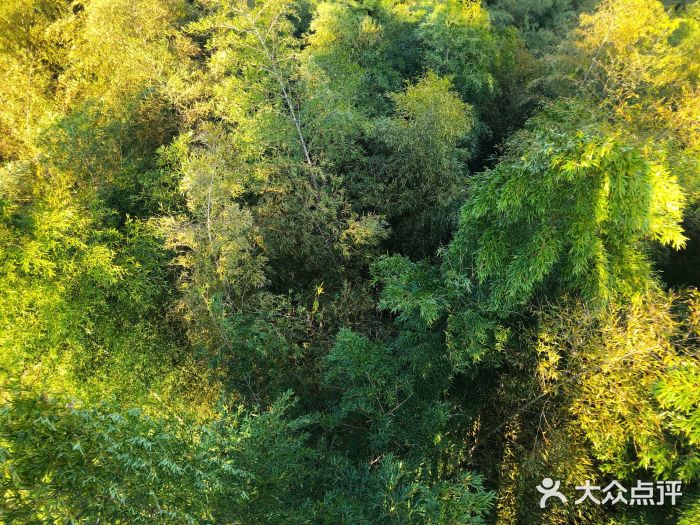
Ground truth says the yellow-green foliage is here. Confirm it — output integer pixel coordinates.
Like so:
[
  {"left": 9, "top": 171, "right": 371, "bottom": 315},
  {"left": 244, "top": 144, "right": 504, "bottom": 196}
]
[
  {"left": 446, "top": 103, "right": 687, "bottom": 312},
  {"left": 1, "top": 0, "right": 699, "bottom": 523}
]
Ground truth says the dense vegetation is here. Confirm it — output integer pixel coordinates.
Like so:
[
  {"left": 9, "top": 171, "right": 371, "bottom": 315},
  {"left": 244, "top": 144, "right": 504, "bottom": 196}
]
[{"left": 0, "top": 0, "right": 698, "bottom": 523}]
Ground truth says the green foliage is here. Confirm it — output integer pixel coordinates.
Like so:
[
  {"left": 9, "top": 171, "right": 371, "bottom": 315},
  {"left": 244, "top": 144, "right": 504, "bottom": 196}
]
[
  {"left": 0, "top": 388, "right": 317, "bottom": 524},
  {"left": 487, "top": 0, "right": 593, "bottom": 52},
  {"left": 319, "top": 454, "right": 495, "bottom": 525},
  {"left": 0, "top": 0, "right": 68, "bottom": 160},
  {"left": 557, "top": 0, "right": 700, "bottom": 288},
  {"left": 376, "top": 72, "right": 473, "bottom": 254},
  {"left": 446, "top": 103, "right": 686, "bottom": 312},
  {"left": 373, "top": 255, "right": 448, "bottom": 327},
  {"left": 418, "top": 0, "right": 497, "bottom": 107},
  {"left": 1, "top": 389, "right": 227, "bottom": 524},
  {"left": 0, "top": 165, "right": 186, "bottom": 403},
  {"left": 473, "top": 289, "right": 700, "bottom": 525},
  {"left": 1, "top": 0, "right": 699, "bottom": 523},
  {"left": 324, "top": 329, "right": 441, "bottom": 454}
]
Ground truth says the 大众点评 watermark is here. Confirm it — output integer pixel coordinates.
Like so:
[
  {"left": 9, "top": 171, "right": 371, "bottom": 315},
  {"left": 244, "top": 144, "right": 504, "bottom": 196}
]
[{"left": 536, "top": 478, "right": 682, "bottom": 509}]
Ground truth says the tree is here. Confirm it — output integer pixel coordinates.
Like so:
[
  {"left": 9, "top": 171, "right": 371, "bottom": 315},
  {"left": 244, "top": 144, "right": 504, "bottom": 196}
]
[
  {"left": 375, "top": 72, "right": 474, "bottom": 256},
  {"left": 1, "top": 1, "right": 699, "bottom": 523},
  {"left": 1, "top": 387, "right": 317, "bottom": 524}
]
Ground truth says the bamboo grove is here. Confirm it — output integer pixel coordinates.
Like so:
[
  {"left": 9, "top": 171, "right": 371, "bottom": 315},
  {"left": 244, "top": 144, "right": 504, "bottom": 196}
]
[{"left": 1, "top": 0, "right": 699, "bottom": 523}]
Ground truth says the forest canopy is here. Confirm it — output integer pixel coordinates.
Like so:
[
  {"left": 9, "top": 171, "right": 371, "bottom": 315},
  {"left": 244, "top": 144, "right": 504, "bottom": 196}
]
[{"left": 0, "top": 0, "right": 699, "bottom": 523}]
